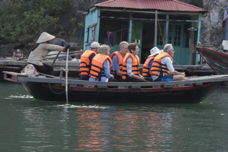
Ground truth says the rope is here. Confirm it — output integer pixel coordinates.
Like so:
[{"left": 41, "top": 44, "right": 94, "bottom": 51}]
[{"left": 39, "top": 72, "right": 65, "bottom": 95}]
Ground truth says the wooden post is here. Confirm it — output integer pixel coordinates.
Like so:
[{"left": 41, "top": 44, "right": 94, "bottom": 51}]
[
  {"left": 128, "top": 14, "right": 133, "bottom": 42},
  {"left": 197, "top": 14, "right": 202, "bottom": 64},
  {"left": 96, "top": 9, "right": 101, "bottom": 42},
  {"left": 154, "top": 10, "right": 158, "bottom": 46},
  {"left": 165, "top": 14, "right": 169, "bottom": 44},
  {"left": 197, "top": 14, "right": 202, "bottom": 44}
]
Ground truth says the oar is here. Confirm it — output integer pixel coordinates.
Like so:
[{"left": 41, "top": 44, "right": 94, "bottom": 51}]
[
  {"left": 51, "top": 50, "right": 62, "bottom": 67},
  {"left": 65, "top": 48, "right": 70, "bottom": 105}
]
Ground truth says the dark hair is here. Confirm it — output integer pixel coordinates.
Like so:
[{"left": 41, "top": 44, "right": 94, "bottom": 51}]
[{"left": 128, "top": 42, "right": 138, "bottom": 53}]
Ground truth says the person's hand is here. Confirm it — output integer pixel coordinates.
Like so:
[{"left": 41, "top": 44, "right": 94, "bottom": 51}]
[
  {"left": 63, "top": 44, "right": 71, "bottom": 51},
  {"left": 180, "top": 72, "right": 185, "bottom": 76}
]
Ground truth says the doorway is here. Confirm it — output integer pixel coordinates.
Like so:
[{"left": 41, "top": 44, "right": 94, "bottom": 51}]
[{"left": 141, "top": 22, "right": 155, "bottom": 63}]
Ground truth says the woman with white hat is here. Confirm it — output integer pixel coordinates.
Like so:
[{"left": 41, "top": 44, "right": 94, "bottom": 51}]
[
  {"left": 27, "top": 32, "right": 69, "bottom": 74},
  {"left": 142, "top": 47, "right": 162, "bottom": 79}
]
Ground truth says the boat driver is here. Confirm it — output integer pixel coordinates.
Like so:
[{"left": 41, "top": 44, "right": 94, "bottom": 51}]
[{"left": 27, "top": 32, "right": 69, "bottom": 75}]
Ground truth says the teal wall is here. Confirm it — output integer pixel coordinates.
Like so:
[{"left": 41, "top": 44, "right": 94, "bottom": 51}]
[
  {"left": 83, "top": 9, "right": 100, "bottom": 50},
  {"left": 129, "top": 21, "right": 143, "bottom": 59},
  {"left": 157, "top": 22, "right": 193, "bottom": 65}
]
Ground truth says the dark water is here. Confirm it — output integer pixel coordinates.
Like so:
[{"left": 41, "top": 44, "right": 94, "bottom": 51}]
[{"left": 0, "top": 82, "right": 228, "bottom": 152}]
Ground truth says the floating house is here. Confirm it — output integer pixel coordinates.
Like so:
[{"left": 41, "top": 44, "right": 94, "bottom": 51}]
[{"left": 83, "top": 0, "right": 205, "bottom": 65}]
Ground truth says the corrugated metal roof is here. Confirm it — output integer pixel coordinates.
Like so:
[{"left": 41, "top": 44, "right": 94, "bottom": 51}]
[{"left": 96, "top": 0, "right": 205, "bottom": 12}]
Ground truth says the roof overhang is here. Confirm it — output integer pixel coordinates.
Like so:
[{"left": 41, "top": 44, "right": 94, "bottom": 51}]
[
  {"left": 95, "top": 0, "right": 206, "bottom": 13},
  {"left": 97, "top": 7, "right": 205, "bottom": 15}
]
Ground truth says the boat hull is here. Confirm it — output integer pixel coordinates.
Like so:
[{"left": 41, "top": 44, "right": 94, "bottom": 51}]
[
  {"left": 196, "top": 47, "right": 228, "bottom": 74},
  {"left": 23, "top": 82, "right": 214, "bottom": 103}
]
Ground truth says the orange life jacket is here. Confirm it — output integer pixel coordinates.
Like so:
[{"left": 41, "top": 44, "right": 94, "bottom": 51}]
[
  {"left": 150, "top": 52, "right": 173, "bottom": 77},
  {"left": 142, "top": 56, "right": 155, "bottom": 77},
  {"left": 89, "top": 54, "right": 112, "bottom": 80},
  {"left": 79, "top": 50, "right": 96, "bottom": 76},
  {"left": 110, "top": 51, "right": 124, "bottom": 72},
  {"left": 122, "top": 53, "right": 140, "bottom": 80}
]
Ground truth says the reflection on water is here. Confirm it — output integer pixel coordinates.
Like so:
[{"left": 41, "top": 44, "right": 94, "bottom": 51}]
[{"left": 0, "top": 83, "right": 228, "bottom": 152}]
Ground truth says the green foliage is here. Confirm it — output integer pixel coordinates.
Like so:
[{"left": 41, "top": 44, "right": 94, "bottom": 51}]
[{"left": 0, "top": 0, "right": 71, "bottom": 44}]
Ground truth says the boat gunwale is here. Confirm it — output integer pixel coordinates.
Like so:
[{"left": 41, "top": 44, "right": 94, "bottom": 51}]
[
  {"left": 40, "top": 82, "right": 213, "bottom": 92},
  {"left": 16, "top": 74, "right": 228, "bottom": 89},
  {"left": 196, "top": 47, "right": 228, "bottom": 58}
]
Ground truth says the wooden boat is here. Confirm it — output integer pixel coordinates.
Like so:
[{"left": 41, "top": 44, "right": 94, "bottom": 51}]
[
  {"left": 0, "top": 58, "right": 214, "bottom": 80},
  {"left": 196, "top": 47, "right": 228, "bottom": 74},
  {"left": 3, "top": 71, "right": 228, "bottom": 103}
]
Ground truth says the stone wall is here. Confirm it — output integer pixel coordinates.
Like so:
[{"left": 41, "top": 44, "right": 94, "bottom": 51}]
[{"left": 201, "top": 0, "right": 228, "bottom": 47}]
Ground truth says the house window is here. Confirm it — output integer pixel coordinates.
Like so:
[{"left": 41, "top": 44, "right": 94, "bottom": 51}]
[
  {"left": 168, "top": 24, "right": 181, "bottom": 46},
  {"left": 86, "top": 24, "right": 97, "bottom": 43},
  {"left": 91, "top": 25, "right": 96, "bottom": 42},
  {"left": 100, "top": 18, "right": 128, "bottom": 47},
  {"left": 157, "top": 23, "right": 165, "bottom": 46}
]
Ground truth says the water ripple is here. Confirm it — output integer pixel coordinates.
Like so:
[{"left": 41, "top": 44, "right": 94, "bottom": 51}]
[
  {"left": 57, "top": 104, "right": 109, "bottom": 109},
  {"left": 5, "top": 95, "right": 33, "bottom": 99}
]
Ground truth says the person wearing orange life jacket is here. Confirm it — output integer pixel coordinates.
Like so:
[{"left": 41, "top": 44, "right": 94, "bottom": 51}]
[
  {"left": 89, "top": 44, "right": 114, "bottom": 82},
  {"left": 122, "top": 43, "right": 145, "bottom": 82},
  {"left": 110, "top": 41, "right": 129, "bottom": 81},
  {"left": 150, "top": 44, "right": 185, "bottom": 81},
  {"left": 79, "top": 42, "right": 100, "bottom": 80},
  {"left": 142, "top": 47, "right": 162, "bottom": 80}
]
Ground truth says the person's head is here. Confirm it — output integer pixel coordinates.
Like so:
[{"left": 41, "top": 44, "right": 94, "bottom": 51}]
[
  {"left": 36, "top": 32, "right": 55, "bottom": 44},
  {"left": 128, "top": 42, "right": 139, "bottom": 55},
  {"left": 150, "top": 47, "right": 162, "bottom": 56},
  {"left": 119, "top": 41, "right": 129, "bottom": 55},
  {"left": 163, "top": 44, "right": 175, "bottom": 57},
  {"left": 90, "top": 41, "right": 100, "bottom": 53},
  {"left": 99, "top": 44, "right": 111, "bottom": 55}
]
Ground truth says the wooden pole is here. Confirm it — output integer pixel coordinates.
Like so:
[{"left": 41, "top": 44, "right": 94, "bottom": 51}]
[
  {"left": 154, "top": 10, "right": 158, "bottom": 46},
  {"left": 197, "top": 14, "right": 202, "bottom": 64},
  {"left": 165, "top": 14, "right": 169, "bottom": 44},
  {"left": 197, "top": 14, "right": 202, "bottom": 44},
  {"left": 65, "top": 49, "right": 69, "bottom": 105},
  {"left": 128, "top": 14, "right": 133, "bottom": 42}
]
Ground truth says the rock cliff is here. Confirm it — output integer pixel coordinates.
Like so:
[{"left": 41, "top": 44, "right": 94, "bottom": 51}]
[{"left": 201, "top": 0, "right": 228, "bottom": 47}]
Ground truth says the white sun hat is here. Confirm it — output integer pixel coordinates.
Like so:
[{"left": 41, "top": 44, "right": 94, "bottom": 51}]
[
  {"left": 36, "top": 32, "right": 55, "bottom": 43},
  {"left": 90, "top": 41, "right": 100, "bottom": 49},
  {"left": 150, "top": 47, "right": 162, "bottom": 56}
]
